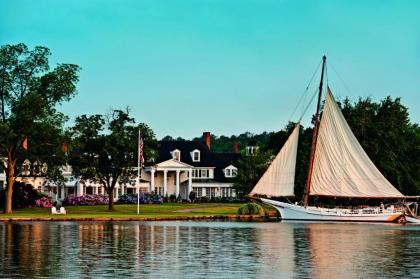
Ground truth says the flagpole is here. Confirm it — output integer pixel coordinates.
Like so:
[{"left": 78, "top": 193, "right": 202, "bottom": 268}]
[{"left": 137, "top": 128, "right": 141, "bottom": 215}]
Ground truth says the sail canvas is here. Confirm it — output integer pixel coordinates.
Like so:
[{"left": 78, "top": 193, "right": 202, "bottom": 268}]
[
  {"left": 250, "top": 124, "right": 300, "bottom": 197},
  {"left": 309, "top": 88, "right": 403, "bottom": 198}
]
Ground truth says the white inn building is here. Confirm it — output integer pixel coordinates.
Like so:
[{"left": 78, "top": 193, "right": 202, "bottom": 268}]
[{"left": 0, "top": 132, "right": 242, "bottom": 201}]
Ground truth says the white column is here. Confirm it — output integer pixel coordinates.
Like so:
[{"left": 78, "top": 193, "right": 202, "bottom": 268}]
[
  {"left": 188, "top": 169, "right": 192, "bottom": 198},
  {"left": 175, "top": 170, "right": 180, "bottom": 197},
  {"left": 77, "top": 182, "right": 83, "bottom": 197},
  {"left": 150, "top": 168, "right": 155, "bottom": 193},
  {"left": 163, "top": 170, "right": 168, "bottom": 196},
  {"left": 60, "top": 186, "right": 65, "bottom": 199},
  {"left": 115, "top": 186, "right": 119, "bottom": 200},
  {"left": 202, "top": 187, "right": 206, "bottom": 197}
]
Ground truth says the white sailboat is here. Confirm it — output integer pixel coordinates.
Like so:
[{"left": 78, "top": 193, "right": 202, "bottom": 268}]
[{"left": 250, "top": 56, "right": 417, "bottom": 223}]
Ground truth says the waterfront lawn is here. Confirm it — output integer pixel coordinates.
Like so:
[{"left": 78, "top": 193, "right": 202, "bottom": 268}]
[{"left": 0, "top": 203, "right": 244, "bottom": 219}]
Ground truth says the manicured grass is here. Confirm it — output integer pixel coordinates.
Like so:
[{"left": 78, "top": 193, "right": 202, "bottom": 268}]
[{"left": 0, "top": 203, "right": 244, "bottom": 219}]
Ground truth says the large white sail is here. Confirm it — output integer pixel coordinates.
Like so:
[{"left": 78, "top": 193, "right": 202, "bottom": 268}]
[
  {"left": 310, "top": 88, "right": 403, "bottom": 198},
  {"left": 250, "top": 124, "right": 299, "bottom": 197}
]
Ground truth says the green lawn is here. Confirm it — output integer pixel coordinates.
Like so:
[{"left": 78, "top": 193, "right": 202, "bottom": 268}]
[{"left": 0, "top": 203, "right": 244, "bottom": 219}]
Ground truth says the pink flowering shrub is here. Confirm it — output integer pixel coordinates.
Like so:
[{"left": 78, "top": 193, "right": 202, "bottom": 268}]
[{"left": 35, "top": 196, "right": 54, "bottom": 208}]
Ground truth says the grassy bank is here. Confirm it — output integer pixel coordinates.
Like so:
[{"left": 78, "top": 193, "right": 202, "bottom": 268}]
[{"left": 0, "top": 203, "right": 244, "bottom": 220}]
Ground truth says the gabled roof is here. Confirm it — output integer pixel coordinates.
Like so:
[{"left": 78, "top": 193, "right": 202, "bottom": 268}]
[
  {"left": 155, "top": 159, "right": 193, "bottom": 169},
  {"left": 157, "top": 140, "right": 242, "bottom": 182},
  {"left": 157, "top": 141, "right": 213, "bottom": 167}
]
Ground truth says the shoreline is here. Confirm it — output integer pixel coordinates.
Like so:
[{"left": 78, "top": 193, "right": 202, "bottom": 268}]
[{"left": 0, "top": 214, "right": 274, "bottom": 222}]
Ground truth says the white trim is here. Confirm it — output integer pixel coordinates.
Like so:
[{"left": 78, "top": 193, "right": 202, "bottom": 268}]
[
  {"left": 224, "top": 165, "right": 238, "bottom": 178},
  {"left": 171, "top": 149, "right": 181, "bottom": 161},
  {"left": 191, "top": 149, "right": 201, "bottom": 162}
]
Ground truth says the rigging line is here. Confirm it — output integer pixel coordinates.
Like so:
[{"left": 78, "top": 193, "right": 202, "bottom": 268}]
[
  {"left": 298, "top": 87, "right": 319, "bottom": 122},
  {"left": 329, "top": 61, "right": 353, "bottom": 97},
  {"left": 288, "top": 59, "right": 323, "bottom": 122}
]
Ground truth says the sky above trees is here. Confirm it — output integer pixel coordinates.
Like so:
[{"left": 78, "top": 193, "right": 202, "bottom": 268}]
[{"left": 1, "top": 0, "right": 419, "bottom": 139}]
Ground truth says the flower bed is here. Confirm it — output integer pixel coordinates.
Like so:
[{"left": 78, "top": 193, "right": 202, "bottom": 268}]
[
  {"left": 63, "top": 194, "right": 109, "bottom": 206},
  {"left": 35, "top": 196, "right": 54, "bottom": 208},
  {"left": 117, "top": 193, "right": 163, "bottom": 204}
]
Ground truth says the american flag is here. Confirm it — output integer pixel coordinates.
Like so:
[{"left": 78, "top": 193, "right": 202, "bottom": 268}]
[{"left": 139, "top": 137, "right": 144, "bottom": 165}]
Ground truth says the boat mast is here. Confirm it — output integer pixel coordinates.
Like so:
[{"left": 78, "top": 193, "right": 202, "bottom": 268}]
[{"left": 303, "top": 55, "right": 326, "bottom": 207}]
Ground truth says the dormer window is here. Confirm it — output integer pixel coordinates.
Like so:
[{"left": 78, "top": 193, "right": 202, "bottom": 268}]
[
  {"left": 172, "top": 149, "right": 181, "bottom": 161},
  {"left": 224, "top": 165, "right": 238, "bottom": 178},
  {"left": 191, "top": 149, "right": 200, "bottom": 162}
]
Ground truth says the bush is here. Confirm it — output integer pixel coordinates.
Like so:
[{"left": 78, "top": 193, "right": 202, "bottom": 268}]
[
  {"left": 189, "top": 191, "right": 196, "bottom": 202},
  {"left": 117, "top": 193, "right": 163, "bottom": 204},
  {"left": 169, "top": 194, "right": 176, "bottom": 202},
  {"left": 0, "top": 182, "right": 42, "bottom": 209},
  {"left": 237, "top": 202, "right": 265, "bottom": 216},
  {"left": 63, "top": 194, "right": 109, "bottom": 206},
  {"left": 35, "top": 196, "right": 54, "bottom": 208},
  {"left": 198, "top": 196, "right": 210, "bottom": 203}
]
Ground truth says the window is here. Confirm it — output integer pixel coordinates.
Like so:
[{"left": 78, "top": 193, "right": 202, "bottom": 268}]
[
  {"left": 192, "top": 169, "right": 212, "bottom": 179},
  {"left": 172, "top": 150, "right": 181, "bottom": 161},
  {"left": 207, "top": 187, "right": 216, "bottom": 198},
  {"left": 200, "top": 169, "right": 208, "bottom": 178},
  {"left": 221, "top": 188, "right": 231, "bottom": 197},
  {"left": 86, "top": 186, "right": 93, "bottom": 195},
  {"left": 191, "top": 150, "right": 200, "bottom": 162},
  {"left": 224, "top": 165, "right": 238, "bottom": 178},
  {"left": 193, "top": 187, "right": 203, "bottom": 197}
]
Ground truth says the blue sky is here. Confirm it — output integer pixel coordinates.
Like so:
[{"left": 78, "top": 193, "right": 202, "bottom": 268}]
[{"left": 1, "top": 0, "right": 419, "bottom": 139}]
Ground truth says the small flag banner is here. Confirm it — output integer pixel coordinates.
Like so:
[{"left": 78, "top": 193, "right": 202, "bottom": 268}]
[{"left": 22, "top": 137, "right": 28, "bottom": 150}]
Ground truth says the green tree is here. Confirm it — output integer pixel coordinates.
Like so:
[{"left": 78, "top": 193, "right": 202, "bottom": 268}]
[
  {"left": 69, "top": 110, "right": 158, "bottom": 211},
  {"left": 232, "top": 150, "right": 273, "bottom": 198},
  {"left": 0, "top": 43, "right": 79, "bottom": 213},
  {"left": 341, "top": 96, "right": 420, "bottom": 195}
]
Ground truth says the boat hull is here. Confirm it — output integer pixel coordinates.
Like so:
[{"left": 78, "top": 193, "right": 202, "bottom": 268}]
[
  {"left": 405, "top": 216, "right": 420, "bottom": 224},
  {"left": 261, "top": 198, "right": 403, "bottom": 223}
]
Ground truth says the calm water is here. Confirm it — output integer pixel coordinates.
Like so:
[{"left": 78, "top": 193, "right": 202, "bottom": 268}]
[{"left": 0, "top": 221, "right": 419, "bottom": 279}]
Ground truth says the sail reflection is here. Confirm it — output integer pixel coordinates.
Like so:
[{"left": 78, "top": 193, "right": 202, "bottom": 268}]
[{"left": 0, "top": 222, "right": 419, "bottom": 278}]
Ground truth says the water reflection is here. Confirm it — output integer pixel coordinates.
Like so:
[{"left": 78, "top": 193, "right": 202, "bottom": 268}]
[{"left": 0, "top": 221, "right": 419, "bottom": 278}]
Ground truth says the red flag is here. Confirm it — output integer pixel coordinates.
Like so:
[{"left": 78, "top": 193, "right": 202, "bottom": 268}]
[
  {"left": 139, "top": 137, "right": 144, "bottom": 165},
  {"left": 22, "top": 137, "right": 28, "bottom": 150},
  {"left": 61, "top": 142, "right": 68, "bottom": 153}
]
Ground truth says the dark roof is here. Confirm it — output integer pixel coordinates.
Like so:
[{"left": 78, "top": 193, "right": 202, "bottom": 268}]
[
  {"left": 248, "top": 139, "right": 257, "bottom": 146},
  {"left": 157, "top": 140, "right": 241, "bottom": 182}
]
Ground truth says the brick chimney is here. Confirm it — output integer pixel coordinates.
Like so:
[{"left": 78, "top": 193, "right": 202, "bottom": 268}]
[
  {"left": 232, "top": 143, "right": 239, "bottom": 154},
  {"left": 203, "top": 132, "right": 211, "bottom": 150}
]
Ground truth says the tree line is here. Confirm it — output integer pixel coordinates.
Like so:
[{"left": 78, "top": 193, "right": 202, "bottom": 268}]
[
  {"left": 232, "top": 98, "right": 420, "bottom": 199},
  {"left": 1, "top": 43, "right": 419, "bottom": 213}
]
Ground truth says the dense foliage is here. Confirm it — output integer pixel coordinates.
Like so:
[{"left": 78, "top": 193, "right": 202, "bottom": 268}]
[
  {"left": 0, "top": 182, "right": 43, "bottom": 208},
  {"left": 0, "top": 43, "right": 79, "bottom": 213},
  {"left": 172, "top": 132, "right": 271, "bottom": 153},
  {"left": 69, "top": 110, "right": 159, "bottom": 211},
  {"left": 237, "top": 202, "right": 265, "bottom": 215}
]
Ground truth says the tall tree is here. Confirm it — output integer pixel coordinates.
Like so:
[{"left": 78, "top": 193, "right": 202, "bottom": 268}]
[
  {"left": 69, "top": 110, "right": 158, "bottom": 211},
  {"left": 0, "top": 44, "right": 79, "bottom": 213}
]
